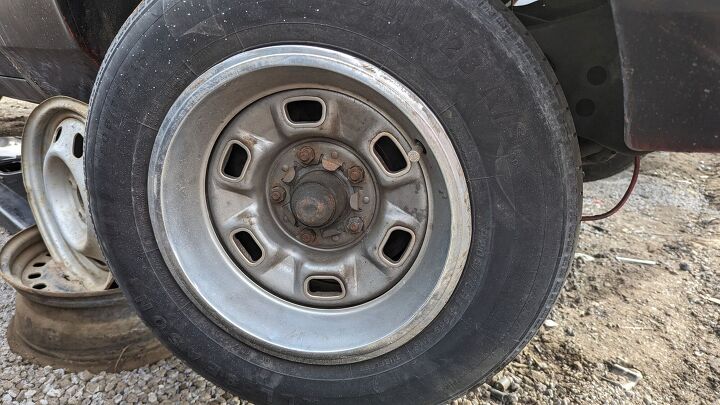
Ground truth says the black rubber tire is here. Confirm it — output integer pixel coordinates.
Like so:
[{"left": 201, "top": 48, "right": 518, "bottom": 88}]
[{"left": 86, "top": 1, "right": 582, "bottom": 403}]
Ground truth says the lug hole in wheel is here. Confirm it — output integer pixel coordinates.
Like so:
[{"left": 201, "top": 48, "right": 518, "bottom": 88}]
[
  {"left": 32, "top": 262, "right": 46, "bottom": 268},
  {"left": 284, "top": 98, "right": 326, "bottom": 125},
  {"left": 54, "top": 127, "right": 63, "bottom": 142},
  {"left": 372, "top": 133, "right": 409, "bottom": 175},
  {"left": 221, "top": 142, "right": 250, "bottom": 180},
  {"left": 381, "top": 227, "right": 415, "bottom": 265},
  {"left": 28, "top": 273, "right": 41, "bottom": 279},
  {"left": 72, "top": 133, "right": 84, "bottom": 158},
  {"left": 232, "top": 230, "right": 264, "bottom": 264},
  {"left": 305, "top": 276, "right": 345, "bottom": 300},
  {"left": 32, "top": 283, "right": 47, "bottom": 290}
]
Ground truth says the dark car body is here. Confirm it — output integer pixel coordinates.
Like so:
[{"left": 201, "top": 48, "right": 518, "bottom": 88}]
[{"left": 0, "top": 0, "right": 718, "bottom": 153}]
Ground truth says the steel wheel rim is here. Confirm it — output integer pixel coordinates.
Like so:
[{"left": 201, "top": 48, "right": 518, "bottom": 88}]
[
  {"left": 149, "top": 45, "right": 471, "bottom": 364},
  {"left": 21, "top": 98, "right": 112, "bottom": 291}
]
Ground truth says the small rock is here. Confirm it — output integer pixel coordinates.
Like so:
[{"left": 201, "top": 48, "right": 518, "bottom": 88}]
[
  {"left": 46, "top": 388, "right": 61, "bottom": 398},
  {"left": 489, "top": 388, "right": 508, "bottom": 402},
  {"left": 530, "top": 370, "right": 549, "bottom": 385},
  {"left": 77, "top": 371, "right": 92, "bottom": 382},
  {"left": 574, "top": 253, "right": 596, "bottom": 262},
  {"left": 709, "top": 357, "right": 720, "bottom": 375},
  {"left": 679, "top": 262, "right": 691, "bottom": 271},
  {"left": 544, "top": 319, "right": 559, "bottom": 329},
  {"left": 85, "top": 382, "right": 99, "bottom": 394}
]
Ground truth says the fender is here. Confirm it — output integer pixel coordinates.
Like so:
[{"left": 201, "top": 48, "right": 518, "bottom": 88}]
[
  {"left": 0, "top": 0, "right": 137, "bottom": 102},
  {"left": 610, "top": 0, "right": 720, "bottom": 152}
]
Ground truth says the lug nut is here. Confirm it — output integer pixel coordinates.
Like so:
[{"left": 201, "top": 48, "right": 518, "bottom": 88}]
[
  {"left": 270, "top": 186, "right": 286, "bottom": 203},
  {"left": 347, "top": 166, "right": 365, "bottom": 183},
  {"left": 346, "top": 217, "right": 364, "bottom": 234},
  {"left": 298, "top": 229, "right": 317, "bottom": 244},
  {"left": 297, "top": 146, "right": 316, "bottom": 165}
]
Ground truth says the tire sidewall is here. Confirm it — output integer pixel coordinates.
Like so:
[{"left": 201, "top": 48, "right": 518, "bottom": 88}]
[{"left": 86, "top": 0, "right": 581, "bottom": 403}]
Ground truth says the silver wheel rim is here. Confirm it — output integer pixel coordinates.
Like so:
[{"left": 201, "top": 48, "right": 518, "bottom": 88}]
[
  {"left": 22, "top": 97, "right": 112, "bottom": 291},
  {"left": 149, "top": 46, "right": 471, "bottom": 364}
]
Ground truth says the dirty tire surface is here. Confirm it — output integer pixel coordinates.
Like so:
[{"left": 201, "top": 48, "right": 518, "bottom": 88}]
[{"left": 84, "top": 0, "right": 580, "bottom": 403}]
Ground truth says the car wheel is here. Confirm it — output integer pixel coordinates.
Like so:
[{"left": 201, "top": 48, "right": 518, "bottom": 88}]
[{"left": 86, "top": 0, "right": 581, "bottom": 403}]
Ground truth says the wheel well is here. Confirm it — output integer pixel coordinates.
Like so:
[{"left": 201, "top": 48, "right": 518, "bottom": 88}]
[{"left": 514, "top": 0, "right": 638, "bottom": 162}]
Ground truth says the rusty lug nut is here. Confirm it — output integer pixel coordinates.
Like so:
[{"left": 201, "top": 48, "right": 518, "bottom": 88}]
[
  {"left": 297, "top": 146, "right": 316, "bottom": 165},
  {"left": 346, "top": 217, "right": 364, "bottom": 234},
  {"left": 347, "top": 166, "right": 365, "bottom": 183},
  {"left": 299, "top": 229, "right": 317, "bottom": 244},
  {"left": 270, "top": 186, "right": 286, "bottom": 203}
]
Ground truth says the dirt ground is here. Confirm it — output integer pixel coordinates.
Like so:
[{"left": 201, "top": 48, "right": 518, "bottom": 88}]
[
  {"left": 0, "top": 97, "right": 718, "bottom": 404},
  {"left": 463, "top": 151, "right": 720, "bottom": 404}
]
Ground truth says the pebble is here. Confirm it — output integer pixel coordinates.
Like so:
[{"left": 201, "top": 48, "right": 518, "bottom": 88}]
[{"left": 544, "top": 319, "right": 559, "bottom": 328}]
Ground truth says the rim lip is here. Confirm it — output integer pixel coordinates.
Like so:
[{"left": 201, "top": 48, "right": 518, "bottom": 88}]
[
  {"left": 0, "top": 226, "right": 123, "bottom": 303},
  {"left": 148, "top": 45, "right": 472, "bottom": 364},
  {"left": 21, "top": 97, "right": 112, "bottom": 291}
]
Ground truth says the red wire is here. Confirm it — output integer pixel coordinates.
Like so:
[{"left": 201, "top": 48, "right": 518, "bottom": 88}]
[{"left": 581, "top": 156, "right": 641, "bottom": 222}]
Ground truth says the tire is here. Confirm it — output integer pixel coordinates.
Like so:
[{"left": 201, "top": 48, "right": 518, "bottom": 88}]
[{"left": 86, "top": 1, "right": 582, "bottom": 403}]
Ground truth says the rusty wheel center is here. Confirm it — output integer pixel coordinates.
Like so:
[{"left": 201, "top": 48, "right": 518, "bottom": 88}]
[
  {"left": 202, "top": 86, "right": 437, "bottom": 309},
  {"left": 292, "top": 181, "right": 339, "bottom": 228},
  {"left": 269, "top": 140, "right": 376, "bottom": 249},
  {"left": 203, "top": 86, "right": 434, "bottom": 308},
  {"left": 292, "top": 182, "right": 338, "bottom": 227}
]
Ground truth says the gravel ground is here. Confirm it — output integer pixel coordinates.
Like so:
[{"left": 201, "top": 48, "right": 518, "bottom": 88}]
[{"left": 1, "top": 97, "right": 719, "bottom": 404}]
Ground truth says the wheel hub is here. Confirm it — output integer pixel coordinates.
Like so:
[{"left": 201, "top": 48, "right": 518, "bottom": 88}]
[
  {"left": 269, "top": 141, "right": 376, "bottom": 249},
  {"left": 292, "top": 180, "right": 338, "bottom": 228}
]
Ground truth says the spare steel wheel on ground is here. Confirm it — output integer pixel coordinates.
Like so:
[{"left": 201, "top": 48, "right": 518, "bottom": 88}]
[
  {"left": 0, "top": 226, "right": 169, "bottom": 372},
  {"left": 0, "top": 97, "right": 170, "bottom": 372},
  {"left": 21, "top": 97, "right": 112, "bottom": 292}
]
